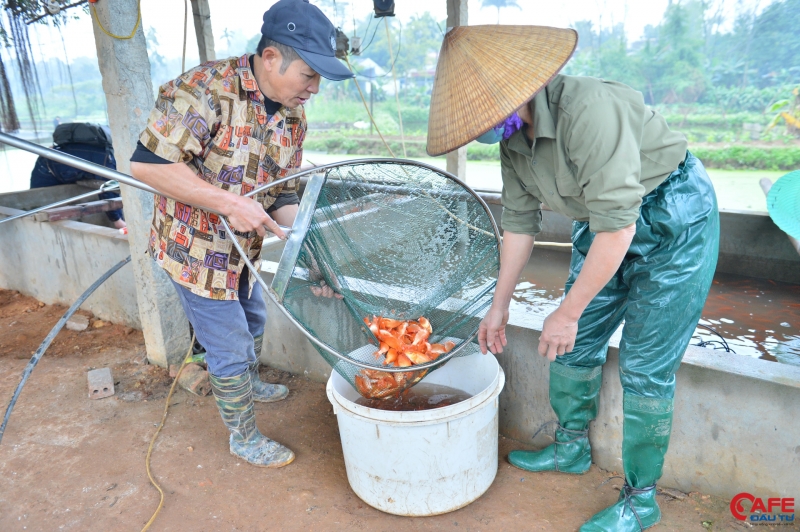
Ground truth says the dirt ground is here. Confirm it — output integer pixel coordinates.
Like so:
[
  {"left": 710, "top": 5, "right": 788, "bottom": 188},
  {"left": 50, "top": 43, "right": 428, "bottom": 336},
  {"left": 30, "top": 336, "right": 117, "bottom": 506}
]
[{"left": 0, "top": 289, "right": 773, "bottom": 531}]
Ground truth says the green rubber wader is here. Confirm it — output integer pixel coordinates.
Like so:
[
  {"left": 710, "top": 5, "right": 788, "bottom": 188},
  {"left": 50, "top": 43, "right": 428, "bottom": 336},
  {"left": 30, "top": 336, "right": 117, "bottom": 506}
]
[
  {"left": 580, "top": 395, "right": 674, "bottom": 531},
  {"left": 562, "top": 152, "right": 718, "bottom": 530},
  {"left": 508, "top": 364, "right": 602, "bottom": 473},
  {"left": 557, "top": 151, "right": 720, "bottom": 400}
]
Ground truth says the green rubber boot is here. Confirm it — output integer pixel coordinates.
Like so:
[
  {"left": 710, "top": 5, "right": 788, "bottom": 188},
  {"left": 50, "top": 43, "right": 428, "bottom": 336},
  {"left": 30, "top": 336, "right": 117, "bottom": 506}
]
[
  {"left": 508, "top": 364, "right": 602, "bottom": 474},
  {"left": 580, "top": 394, "right": 674, "bottom": 531},
  {"left": 209, "top": 372, "right": 295, "bottom": 468},
  {"left": 249, "top": 334, "right": 288, "bottom": 403}
]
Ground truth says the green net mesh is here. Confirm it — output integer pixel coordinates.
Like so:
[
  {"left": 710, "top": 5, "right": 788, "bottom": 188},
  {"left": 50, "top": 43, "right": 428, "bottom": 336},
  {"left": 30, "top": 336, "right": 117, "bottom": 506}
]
[{"left": 279, "top": 161, "right": 500, "bottom": 398}]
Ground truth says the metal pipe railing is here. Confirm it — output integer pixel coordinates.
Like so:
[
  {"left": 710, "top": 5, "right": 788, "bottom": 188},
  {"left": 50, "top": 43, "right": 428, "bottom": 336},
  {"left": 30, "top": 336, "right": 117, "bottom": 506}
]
[
  {"left": 0, "top": 181, "right": 121, "bottom": 225},
  {"left": 0, "top": 132, "right": 300, "bottom": 232}
]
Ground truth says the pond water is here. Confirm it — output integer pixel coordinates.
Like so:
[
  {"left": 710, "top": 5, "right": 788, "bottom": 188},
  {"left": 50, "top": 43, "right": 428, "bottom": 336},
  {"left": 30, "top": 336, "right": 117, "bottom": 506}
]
[{"left": 515, "top": 249, "right": 800, "bottom": 366}]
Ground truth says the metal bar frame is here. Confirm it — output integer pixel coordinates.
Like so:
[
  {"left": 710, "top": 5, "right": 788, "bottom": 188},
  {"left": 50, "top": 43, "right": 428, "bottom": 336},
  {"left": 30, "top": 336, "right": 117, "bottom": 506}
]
[
  {"left": 0, "top": 180, "right": 120, "bottom": 225},
  {"left": 271, "top": 172, "right": 326, "bottom": 302}
]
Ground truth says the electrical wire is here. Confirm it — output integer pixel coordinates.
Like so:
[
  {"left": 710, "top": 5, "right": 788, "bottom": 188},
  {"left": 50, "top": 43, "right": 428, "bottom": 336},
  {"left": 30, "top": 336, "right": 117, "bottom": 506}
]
[
  {"left": 91, "top": 0, "right": 142, "bottom": 40},
  {"left": 0, "top": 256, "right": 132, "bottom": 445},
  {"left": 359, "top": 18, "right": 382, "bottom": 55},
  {"left": 349, "top": 26, "right": 403, "bottom": 79},
  {"left": 140, "top": 334, "right": 196, "bottom": 532},
  {"left": 344, "top": 55, "right": 396, "bottom": 158}
]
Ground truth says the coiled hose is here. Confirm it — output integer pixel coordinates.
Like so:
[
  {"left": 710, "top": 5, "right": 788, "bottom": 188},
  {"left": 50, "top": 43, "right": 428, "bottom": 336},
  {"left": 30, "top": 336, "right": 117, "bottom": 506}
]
[{"left": 0, "top": 256, "right": 132, "bottom": 445}]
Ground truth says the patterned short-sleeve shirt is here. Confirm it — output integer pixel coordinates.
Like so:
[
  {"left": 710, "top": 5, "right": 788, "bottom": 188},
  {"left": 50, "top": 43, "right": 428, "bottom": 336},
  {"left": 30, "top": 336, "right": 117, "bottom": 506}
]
[{"left": 139, "top": 54, "right": 306, "bottom": 300}]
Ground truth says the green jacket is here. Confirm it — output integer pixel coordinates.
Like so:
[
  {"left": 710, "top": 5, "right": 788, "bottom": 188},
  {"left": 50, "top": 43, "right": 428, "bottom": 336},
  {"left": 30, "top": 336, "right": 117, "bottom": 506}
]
[{"left": 500, "top": 75, "right": 688, "bottom": 235}]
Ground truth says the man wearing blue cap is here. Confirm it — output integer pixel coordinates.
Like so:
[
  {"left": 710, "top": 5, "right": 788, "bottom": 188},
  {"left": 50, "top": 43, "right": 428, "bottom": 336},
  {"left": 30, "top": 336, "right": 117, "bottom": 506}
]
[{"left": 130, "top": 0, "right": 352, "bottom": 468}]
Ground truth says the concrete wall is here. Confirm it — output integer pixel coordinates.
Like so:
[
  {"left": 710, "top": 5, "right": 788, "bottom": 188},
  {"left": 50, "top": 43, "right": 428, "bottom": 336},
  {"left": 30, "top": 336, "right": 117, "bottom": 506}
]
[
  {"left": 497, "top": 310, "right": 800, "bottom": 501},
  {"left": 717, "top": 209, "right": 800, "bottom": 284},
  {"left": 0, "top": 186, "right": 140, "bottom": 328},
  {"left": 484, "top": 199, "right": 800, "bottom": 284},
  {"left": 257, "top": 238, "right": 800, "bottom": 500}
]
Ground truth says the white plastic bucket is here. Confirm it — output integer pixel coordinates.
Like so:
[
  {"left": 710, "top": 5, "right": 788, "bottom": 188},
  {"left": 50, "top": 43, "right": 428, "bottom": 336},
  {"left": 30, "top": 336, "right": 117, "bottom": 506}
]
[{"left": 326, "top": 352, "right": 505, "bottom": 516}]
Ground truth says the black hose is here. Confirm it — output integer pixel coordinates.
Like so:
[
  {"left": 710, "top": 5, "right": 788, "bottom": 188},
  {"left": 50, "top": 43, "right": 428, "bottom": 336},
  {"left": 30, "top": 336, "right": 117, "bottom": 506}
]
[
  {"left": 694, "top": 323, "right": 735, "bottom": 353},
  {"left": 0, "top": 255, "right": 132, "bottom": 445}
]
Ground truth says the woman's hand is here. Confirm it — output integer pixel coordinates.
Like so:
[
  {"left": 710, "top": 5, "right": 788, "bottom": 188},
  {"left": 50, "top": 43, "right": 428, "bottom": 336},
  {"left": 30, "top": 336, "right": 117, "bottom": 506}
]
[
  {"left": 478, "top": 305, "right": 510, "bottom": 354},
  {"left": 538, "top": 306, "right": 578, "bottom": 361}
]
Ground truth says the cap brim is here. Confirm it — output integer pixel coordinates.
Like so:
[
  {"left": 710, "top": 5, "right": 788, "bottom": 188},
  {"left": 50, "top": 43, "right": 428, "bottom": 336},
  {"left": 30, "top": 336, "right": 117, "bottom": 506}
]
[{"left": 295, "top": 49, "right": 354, "bottom": 81}]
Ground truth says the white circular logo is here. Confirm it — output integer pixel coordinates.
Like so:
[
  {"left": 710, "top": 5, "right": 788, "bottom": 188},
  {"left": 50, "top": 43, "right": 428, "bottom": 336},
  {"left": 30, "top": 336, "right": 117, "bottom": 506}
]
[
  {"left": 287, "top": 22, "right": 296, "bottom": 31},
  {"left": 330, "top": 35, "right": 336, "bottom": 52}
]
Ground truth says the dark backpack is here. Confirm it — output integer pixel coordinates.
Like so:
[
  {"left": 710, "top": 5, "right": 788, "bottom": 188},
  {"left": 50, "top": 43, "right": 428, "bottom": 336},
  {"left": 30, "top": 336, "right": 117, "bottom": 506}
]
[{"left": 53, "top": 122, "right": 113, "bottom": 150}]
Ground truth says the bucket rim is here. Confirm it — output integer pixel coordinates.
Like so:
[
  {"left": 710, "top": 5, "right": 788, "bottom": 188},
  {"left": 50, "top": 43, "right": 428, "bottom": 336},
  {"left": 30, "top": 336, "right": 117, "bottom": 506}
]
[{"left": 327, "top": 359, "right": 505, "bottom": 427}]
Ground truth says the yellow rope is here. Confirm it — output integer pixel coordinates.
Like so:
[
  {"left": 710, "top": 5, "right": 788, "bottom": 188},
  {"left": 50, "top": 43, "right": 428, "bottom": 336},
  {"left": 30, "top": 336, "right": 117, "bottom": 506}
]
[
  {"left": 90, "top": 0, "right": 142, "bottom": 40},
  {"left": 140, "top": 334, "right": 195, "bottom": 532},
  {"left": 384, "top": 18, "right": 407, "bottom": 157}
]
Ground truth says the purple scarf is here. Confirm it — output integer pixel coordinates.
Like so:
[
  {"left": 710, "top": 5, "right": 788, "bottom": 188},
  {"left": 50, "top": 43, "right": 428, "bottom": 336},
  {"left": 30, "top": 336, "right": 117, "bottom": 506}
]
[{"left": 501, "top": 112, "right": 524, "bottom": 140}]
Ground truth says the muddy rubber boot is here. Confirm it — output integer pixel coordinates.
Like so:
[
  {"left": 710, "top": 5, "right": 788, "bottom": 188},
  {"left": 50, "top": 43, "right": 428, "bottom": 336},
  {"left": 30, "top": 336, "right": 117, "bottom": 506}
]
[
  {"left": 580, "top": 394, "right": 673, "bottom": 531},
  {"left": 508, "top": 365, "right": 602, "bottom": 474},
  {"left": 209, "top": 372, "right": 295, "bottom": 468},
  {"left": 249, "top": 334, "right": 288, "bottom": 403}
]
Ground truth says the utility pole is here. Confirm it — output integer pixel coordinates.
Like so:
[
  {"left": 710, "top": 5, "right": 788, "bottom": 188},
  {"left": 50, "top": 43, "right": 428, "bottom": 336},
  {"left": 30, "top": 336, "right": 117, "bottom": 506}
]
[
  {"left": 91, "top": 0, "right": 191, "bottom": 368},
  {"left": 446, "top": 0, "right": 467, "bottom": 180},
  {"left": 191, "top": 0, "right": 216, "bottom": 63}
]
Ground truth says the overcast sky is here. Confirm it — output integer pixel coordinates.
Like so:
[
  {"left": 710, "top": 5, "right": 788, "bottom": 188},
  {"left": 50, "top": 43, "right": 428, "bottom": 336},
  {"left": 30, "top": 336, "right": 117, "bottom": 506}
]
[{"left": 22, "top": 0, "right": 774, "bottom": 68}]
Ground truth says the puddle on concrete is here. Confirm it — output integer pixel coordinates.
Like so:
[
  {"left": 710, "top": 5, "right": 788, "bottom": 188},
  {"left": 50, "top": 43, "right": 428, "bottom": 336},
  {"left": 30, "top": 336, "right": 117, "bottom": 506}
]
[{"left": 515, "top": 249, "right": 800, "bottom": 366}]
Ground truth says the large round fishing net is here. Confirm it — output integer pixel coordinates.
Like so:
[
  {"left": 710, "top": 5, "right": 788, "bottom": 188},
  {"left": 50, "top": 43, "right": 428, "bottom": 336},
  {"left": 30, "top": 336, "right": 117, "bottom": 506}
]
[{"left": 270, "top": 160, "right": 500, "bottom": 399}]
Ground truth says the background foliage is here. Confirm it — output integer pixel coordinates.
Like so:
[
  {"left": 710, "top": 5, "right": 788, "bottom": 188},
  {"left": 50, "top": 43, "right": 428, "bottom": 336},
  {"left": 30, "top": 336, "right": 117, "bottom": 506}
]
[{"left": 2, "top": 0, "right": 799, "bottom": 168}]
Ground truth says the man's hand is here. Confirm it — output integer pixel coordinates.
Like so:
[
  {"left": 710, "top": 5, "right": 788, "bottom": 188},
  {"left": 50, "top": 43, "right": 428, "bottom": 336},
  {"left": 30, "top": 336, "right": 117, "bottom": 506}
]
[
  {"left": 538, "top": 306, "right": 578, "bottom": 361},
  {"left": 536, "top": 223, "right": 635, "bottom": 362},
  {"left": 478, "top": 305, "right": 510, "bottom": 354},
  {"left": 310, "top": 280, "right": 343, "bottom": 299},
  {"left": 224, "top": 195, "right": 286, "bottom": 239},
  {"left": 130, "top": 161, "right": 287, "bottom": 240}
]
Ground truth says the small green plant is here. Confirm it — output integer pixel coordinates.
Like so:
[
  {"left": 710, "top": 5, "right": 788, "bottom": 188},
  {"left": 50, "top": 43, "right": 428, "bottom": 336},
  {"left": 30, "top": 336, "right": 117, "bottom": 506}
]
[{"left": 765, "top": 87, "right": 800, "bottom": 137}]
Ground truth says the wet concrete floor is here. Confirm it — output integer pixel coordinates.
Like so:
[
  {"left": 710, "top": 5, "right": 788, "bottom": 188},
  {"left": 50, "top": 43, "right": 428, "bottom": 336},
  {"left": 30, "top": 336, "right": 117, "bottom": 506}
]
[{"left": 515, "top": 248, "right": 800, "bottom": 365}]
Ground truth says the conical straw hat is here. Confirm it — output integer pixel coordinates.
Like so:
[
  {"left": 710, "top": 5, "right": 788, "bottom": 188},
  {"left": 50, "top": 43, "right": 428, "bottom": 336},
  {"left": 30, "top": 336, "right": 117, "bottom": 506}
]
[{"left": 426, "top": 25, "right": 578, "bottom": 157}]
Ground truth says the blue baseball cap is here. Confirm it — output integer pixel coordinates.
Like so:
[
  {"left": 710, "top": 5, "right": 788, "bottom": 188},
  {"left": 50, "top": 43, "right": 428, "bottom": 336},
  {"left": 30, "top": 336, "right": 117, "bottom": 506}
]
[{"left": 261, "top": 0, "right": 354, "bottom": 81}]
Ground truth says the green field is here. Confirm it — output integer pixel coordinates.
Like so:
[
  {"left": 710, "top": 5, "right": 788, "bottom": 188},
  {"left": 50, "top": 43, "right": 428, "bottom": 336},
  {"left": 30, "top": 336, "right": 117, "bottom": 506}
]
[
  {"left": 1, "top": 146, "right": 788, "bottom": 213},
  {"left": 706, "top": 169, "right": 786, "bottom": 212},
  {"left": 305, "top": 151, "right": 786, "bottom": 212}
]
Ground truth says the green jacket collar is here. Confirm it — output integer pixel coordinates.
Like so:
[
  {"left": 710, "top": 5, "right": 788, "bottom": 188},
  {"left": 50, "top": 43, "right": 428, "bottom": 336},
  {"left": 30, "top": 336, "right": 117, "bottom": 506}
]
[{"left": 506, "top": 81, "right": 558, "bottom": 155}]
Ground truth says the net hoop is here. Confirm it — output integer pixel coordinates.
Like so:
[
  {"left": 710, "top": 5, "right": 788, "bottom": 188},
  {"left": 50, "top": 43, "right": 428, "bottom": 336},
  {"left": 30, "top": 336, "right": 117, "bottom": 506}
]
[{"left": 223, "top": 157, "right": 502, "bottom": 373}]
